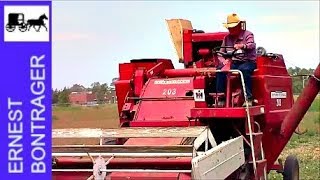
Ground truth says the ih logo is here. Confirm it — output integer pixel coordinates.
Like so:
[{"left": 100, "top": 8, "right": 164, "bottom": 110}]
[
  {"left": 4, "top": 5, "right": 49, "bottom": 42},
  {"left": 193, "top": 89, "right": 205, "bottom": 102}
]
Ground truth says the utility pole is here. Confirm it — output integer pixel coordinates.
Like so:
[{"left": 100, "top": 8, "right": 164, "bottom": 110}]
[{"left": 302, "top": 75, "right": 309, "bottom": 88}]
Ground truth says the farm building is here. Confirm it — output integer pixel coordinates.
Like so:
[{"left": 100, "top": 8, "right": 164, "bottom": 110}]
[{"left": 69, "top": 91, "right": 97, "bottom": 105}]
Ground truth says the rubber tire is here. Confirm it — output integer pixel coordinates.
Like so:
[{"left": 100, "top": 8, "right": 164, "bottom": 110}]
[{"left": 283, "top": 155, "right": 299, "bottom": 180}]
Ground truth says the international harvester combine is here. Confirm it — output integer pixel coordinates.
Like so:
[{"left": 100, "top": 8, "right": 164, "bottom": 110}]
[{"left": 52, "top": 18, "right": 320, "bottom": 180}]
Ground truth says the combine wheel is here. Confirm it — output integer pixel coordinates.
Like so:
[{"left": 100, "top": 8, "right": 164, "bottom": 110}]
[{"left": 283, "top": 155, "right": 299, "bottom": 180}]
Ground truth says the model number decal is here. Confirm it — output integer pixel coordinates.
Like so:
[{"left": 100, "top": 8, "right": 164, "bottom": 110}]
[
  {"left": 162, "top": 88, "right": 177, "bottom": 95},
  {"left": 276, "top": 99, "right": 282, "bottom": 107},
  {"left": 271, "top": 91, "right": 287, "bottom": 99}
]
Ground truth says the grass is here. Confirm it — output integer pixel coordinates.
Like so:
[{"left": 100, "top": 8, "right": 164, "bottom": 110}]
[
  {"left": 268, "top": 133, "right": 320, "bottom": 180},
  {"left": 268, "top": 95, "right": 320, "bottom": 179}
]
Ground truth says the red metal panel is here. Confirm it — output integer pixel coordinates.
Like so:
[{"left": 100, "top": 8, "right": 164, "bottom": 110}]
[
  {"left": 192, "top": 32, "right": 228, "bottom": 42},
  {"left": 163, "top": 68, "right": 217, "bottom": 78},
  {"left": 134, "top": 69, "right": 145, "bottom": 97},
  {"left": 141, "top": 77, "right": 194, "bottom": 98},
  {"left": 133, "top": 100, "right": 195, "bottom": 123},
  {"left": 183, "top": 29, "right": 193, "bottom": 65},
  {"left": 130, "top": 121, "right": 199, "bottom": 127},
  {"left": 178, "top": 173, "right": 191, "bottom": 180},
  {"left": 146, "top": 62, "right": 164, "bottom": 78},
  {"left": 258, "top": 75, "right": 294, "bottom": 127},
  {"left": 190, "top": 106, "right": 265, "bottom": 118},
  {"left": 54, "top": 157, "right": 191, "bottom": 169},
  {"left": 115, "top": 80, "right": 131, "bottom": 115},
  {"left": 109, "top": 172, "right": 181, "bottom": 180},
  {"left": 52, "top": 172, "right": 92, "bottom": 180}
]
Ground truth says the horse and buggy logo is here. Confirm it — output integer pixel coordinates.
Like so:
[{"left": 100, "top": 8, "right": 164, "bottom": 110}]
[{"left": 6, "top": 13, "right": 48, "bottom": 32}]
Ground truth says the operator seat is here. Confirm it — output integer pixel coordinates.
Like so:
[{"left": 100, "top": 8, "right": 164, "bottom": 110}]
[
  {"left": 253, "top": 46, "right": 267, "bottom": 75},
  {"left": 256, "top": 46, "right": 267, "bottom": 56},
  {"left": 193, "top": 29, "right": 205, "bottom": 33}
]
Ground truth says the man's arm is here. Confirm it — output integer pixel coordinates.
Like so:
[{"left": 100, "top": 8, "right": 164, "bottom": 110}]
[
  {"left": 219, "top": 36, "right": 228, "bottom": 53},
  {"left": 218, "top": 37, "right": 228, "bottom": 64},
  {"left": 244, "top": 32, "right": 256, "bottom": 49}
]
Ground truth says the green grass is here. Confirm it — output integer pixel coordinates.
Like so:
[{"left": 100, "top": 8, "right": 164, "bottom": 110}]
[
  {"left": 308, "top": 95, "right": 320, "bottom": 112},
  {"left": 269, "top": 95, "right": 320, "bottom": 179},
  {"left": 268, "top": 133, "right": 320, "bottom": 180}
]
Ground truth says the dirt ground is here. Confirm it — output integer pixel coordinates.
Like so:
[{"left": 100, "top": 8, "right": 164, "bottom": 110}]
[{"left": 52, "top": 104, "right": 119, "bottom": 145}]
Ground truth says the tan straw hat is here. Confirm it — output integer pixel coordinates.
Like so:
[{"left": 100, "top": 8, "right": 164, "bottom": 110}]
[{"left": 223, "top": 13, "right": 242, "bottom": 28}]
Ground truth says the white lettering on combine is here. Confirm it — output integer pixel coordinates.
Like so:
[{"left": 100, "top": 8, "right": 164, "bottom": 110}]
[
  {"left": 270, "top": 91, "right": 287, "bottom": 99},
  {"left": 154, "top": 79, "right": 191, "bottom": 84}
]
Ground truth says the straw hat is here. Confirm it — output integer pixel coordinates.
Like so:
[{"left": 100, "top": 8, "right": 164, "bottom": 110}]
[{"left": 223, "top": 13, "right": 243, "bottom": 28}]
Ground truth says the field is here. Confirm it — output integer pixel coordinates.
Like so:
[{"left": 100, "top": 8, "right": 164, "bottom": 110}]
[{"left": 52, "top": 95, "right": 320, "bottom": 179}]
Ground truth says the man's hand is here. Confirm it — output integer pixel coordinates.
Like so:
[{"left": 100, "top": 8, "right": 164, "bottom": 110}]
[
  {"left": 234, "top": 43, "right": 245, "bottom": 50},
  {"left": 222, "top": 59, "right": 229, "bottom": 65}
]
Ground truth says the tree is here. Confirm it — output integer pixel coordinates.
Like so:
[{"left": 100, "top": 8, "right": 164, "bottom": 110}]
[
  {"left": 110, "top": 77, "right": 119, "bottom": 87},
  {"left": 287, "top": 66, "right": 315, "bottom": 94},
  {"left": 91, "top": 82, "right": 109, "bottom": 103},
  {"left": 58, "top": 87, "right": 70, "bottom": 105},
  {"left": 69, "top": 84, "right": 85, "bottom": 92},
  {"left": 52, "top": 88, "right": 59, "bottom": 104}
]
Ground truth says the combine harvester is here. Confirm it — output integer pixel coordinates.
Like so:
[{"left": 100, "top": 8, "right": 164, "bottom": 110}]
[{"left": 52, "top": 19, "right": 320, "bottom": 180}]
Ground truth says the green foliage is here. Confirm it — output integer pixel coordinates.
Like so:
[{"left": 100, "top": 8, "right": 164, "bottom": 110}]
[
  {"left": 52, "top": 79, "right": 118, "bottom": 105},
  {"left": 90, "top": 82, "right": 109, "bottom": 103},
  {"left": 269, "top": 133, "right": 320, "bottom": 180},
  {"left": 52, "top": 89, "right": 59, "bottom": 104},
  {"left": 57, "top": 87, "right": 70, "bottom": 105},
  {"left": 269, "top": 99, "right": 320, "bottom": 180},
  {"left": 287, "top": 67, "right": 315, "bottom": 94}
]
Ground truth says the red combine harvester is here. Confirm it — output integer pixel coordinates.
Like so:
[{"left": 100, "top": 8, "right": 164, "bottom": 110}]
[{"left": 52, "top": 19, "right": 320, "bottom": 180}]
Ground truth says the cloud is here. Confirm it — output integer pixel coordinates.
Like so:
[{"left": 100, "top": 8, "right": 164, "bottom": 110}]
[{"left": 53, "top": 32, "right": 97, "bottom": 42}]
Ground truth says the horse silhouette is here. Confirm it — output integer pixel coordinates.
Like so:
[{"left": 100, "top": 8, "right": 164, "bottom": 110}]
[{"left": 27, "top": 14, "right": 48, "bottom": 32}]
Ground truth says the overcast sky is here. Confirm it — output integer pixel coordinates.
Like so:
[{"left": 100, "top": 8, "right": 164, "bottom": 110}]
[{"left": 52, "top": 1, "right": 319, "bottom": 90}]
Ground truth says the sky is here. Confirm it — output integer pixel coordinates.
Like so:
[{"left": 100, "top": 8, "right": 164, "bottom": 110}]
[{"left": 52, "top": 1, "right": 319, "bottom": 90}]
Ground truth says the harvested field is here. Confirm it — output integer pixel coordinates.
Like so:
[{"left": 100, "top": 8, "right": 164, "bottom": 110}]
[{"left": 52, "top": 104, "right": 119, "bottom": 145}]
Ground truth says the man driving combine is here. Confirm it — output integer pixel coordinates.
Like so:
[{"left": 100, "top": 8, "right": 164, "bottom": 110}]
[{"left": 216, "top": 13, "right": 257, "bottom": 107}]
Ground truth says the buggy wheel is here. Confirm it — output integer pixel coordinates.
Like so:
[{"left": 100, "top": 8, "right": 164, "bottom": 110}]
[
  {"left": 6, "top": 24, "right": 15, "bottom": 32},
  {"left": 19, "top": 23, "right": 28, "bottom": 32},
  {"left": 283, "top": 155, "right": 299, "bottom": 180}
]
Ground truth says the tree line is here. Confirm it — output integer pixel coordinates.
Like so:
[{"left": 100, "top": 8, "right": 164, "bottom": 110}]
[
  {"left": 52, "top": 78, "right": 119, "bottom": 105},
  {"left": 287, "top": 67, "right": 315, "bottom": 94},
  {"left": 52, "top": 67, "right": 316, "bottom": 104}
]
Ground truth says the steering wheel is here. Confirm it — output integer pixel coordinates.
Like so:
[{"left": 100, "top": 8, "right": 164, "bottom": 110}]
[{"left": 212, "top": 46, "right": 246, "bottom": 60}]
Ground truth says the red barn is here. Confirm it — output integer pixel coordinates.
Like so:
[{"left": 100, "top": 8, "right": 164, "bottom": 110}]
[{"left": 69, "top": 91, "right": 97, "bottom": 105}]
